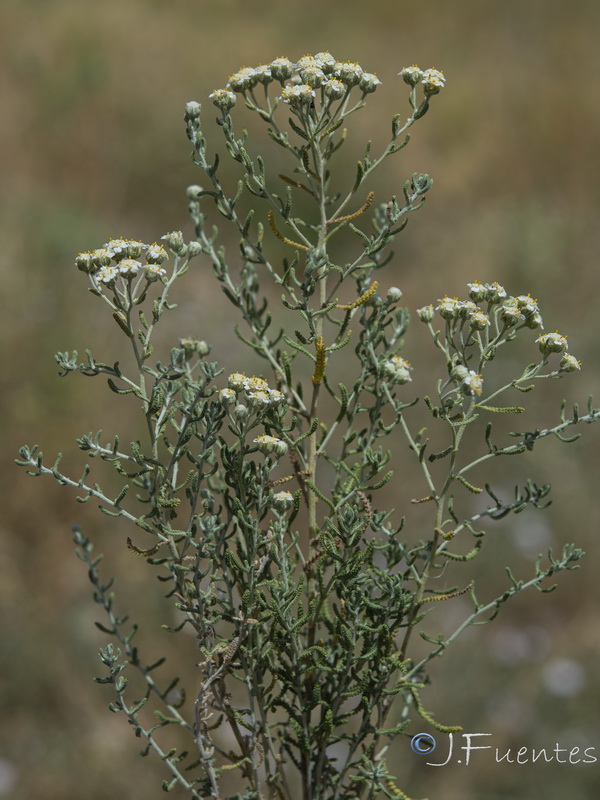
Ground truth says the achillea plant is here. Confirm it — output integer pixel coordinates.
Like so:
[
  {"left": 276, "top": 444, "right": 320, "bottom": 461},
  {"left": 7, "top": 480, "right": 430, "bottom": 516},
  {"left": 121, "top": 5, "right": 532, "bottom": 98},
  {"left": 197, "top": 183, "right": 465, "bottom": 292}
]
[{"left": 17, "top": 53, "right": 599, "bottom": 800}]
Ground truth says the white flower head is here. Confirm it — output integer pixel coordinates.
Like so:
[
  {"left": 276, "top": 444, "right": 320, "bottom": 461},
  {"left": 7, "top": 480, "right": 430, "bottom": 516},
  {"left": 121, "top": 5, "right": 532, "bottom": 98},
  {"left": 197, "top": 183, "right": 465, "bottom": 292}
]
[
  {"left": 227, "top": 67, "right": 258, "bottom": 92},
  {"left": 228, "top": 372, "right": 246, "bottom": 391},
  {"left": 335, "top": 61, "right": 364, "bottom": 87},
  {"left": 247, "top": 390, "right": 272, "bottom": 407},
  {"left": 281, "top": 84, "right": 316, "bottom": 106},
  {"left": 437, "top": 296, "right": 461, "bottom": 320},
  {"left": 75, "top": 251, "right": 96, "bottom": 273},
  {"left": 314, "top": 51, "right": 337, "bottom": 74},
  {"left": 467, "top": 281, "right": 487, "bottom": 303},
  {"left": 559, "top": 353, "right": 582, "bottom": 373},
  {"left": 161, "top": 231, "right": 185, "bottom": 254},
  {"left": 360, "top": 72, "right": 381, "bottom": 94},
  {"left": 146, "top": 243, "right": 168, "bottom": 264},
  {"left": 485, "top": 282, "right": 507, "bottom": 304},
  {"left": 270, "top": 57, "right": 294, "bottom": 81},
  {"left": 422, "top": 68, "right": 446, "bottom": 94},
  {"left": 104, "top": 237, "right": 129, "bottom": 258},
  {"left": 118, "top": 258, "right": 141, "bottom": 277},
  {"left": 399, "top": 65, "right": 423, "bottom": 86},
  {"left": 470, "top": 310, "right": 490, "bottom": 330},
  {"left": 209, "top": 89, "right": 237, "bottom": 111},
  {"left": 254, "top": 64, "right": 273, "bottom": 85},
  {"left": 271, "top": 490, "right": 294, "bottom": 511},
  {"left": 462, "top": 370, "right": 484, "bottom": 396},
  {"left": 267, "top": 389, "right": 285, "bottom": 406},
  {"left": 500, "top": 304, "right": 524, "bottom": 327},
  {"left": 457, "top": 300, "right": 478, "bottom": 319},
  {"left": 95, "top": 265, "right": 120, "bottom": 285},
  {"left": 296, "top": 54, "right": 318, "bottom": 71},
  {"left": 525, "top": 311, "right": 544, "bottom": 330},
  {"left": 254, "top": 434, "right": 287, "bottom": 456},
  {"left": 299, "top": 65, "right": 326, "bottom": 88},
  {"left": 89, "top": 248, "right": 112, "bottom": 267},
  {"left": 244, "top": 375, "right": 270, "bottom": 393},
  {"left": 537, "top": 331, "right": 568, "bottom": 355},
  {"left": 145, "top": 264, "right": 167, "bottom": 282},
  {"left": 323, "top": 79, "right": 346, "bottom": 100}
]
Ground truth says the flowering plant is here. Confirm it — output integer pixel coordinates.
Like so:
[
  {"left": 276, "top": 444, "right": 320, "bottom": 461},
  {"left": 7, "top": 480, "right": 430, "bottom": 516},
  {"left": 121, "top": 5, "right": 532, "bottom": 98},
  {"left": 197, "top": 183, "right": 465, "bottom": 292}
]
[{"left": 17, "top": 52, "right": 598, "bottom": 800}]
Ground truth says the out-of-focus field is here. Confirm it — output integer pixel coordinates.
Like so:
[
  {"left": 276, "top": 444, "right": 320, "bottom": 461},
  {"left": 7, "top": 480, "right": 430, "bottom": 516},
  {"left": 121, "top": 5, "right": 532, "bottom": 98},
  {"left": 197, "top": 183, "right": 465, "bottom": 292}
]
[{"left": 2, "top": 1, "right": 599, "bottom": 798}]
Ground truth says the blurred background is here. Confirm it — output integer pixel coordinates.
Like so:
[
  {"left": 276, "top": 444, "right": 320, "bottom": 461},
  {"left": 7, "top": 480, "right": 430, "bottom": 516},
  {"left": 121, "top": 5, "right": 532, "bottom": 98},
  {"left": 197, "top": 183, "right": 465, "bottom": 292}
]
[{"left": 2, "top": 0, "right": 600, "bottom": 798}]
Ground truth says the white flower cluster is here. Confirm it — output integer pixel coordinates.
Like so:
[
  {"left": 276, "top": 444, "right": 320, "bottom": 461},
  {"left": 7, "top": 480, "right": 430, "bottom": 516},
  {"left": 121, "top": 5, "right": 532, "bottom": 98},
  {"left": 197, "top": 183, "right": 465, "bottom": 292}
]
[
  {"left": 253, "top": 434, "right": 288, "bottom": 457},
  {"left": 435, "top": 282, "right": 544, "bottom": 332},
  {"left": 399, "top": 65, "right": 446, "bottom": 94},
  {"left": 75, "top": 237, "right": 170, "bottom": 283},
  {"left": 536, "top": 331, "right": 580, "bottom": 371},
  {"left": 383, "top": 355, "right": 412, "bottom": 385},
  {"left": 436, "top": 296, "right": 491, "bottom": 330},
  {"left": 179, "top": 337, "right": 210, "bottom": 357},
  {"left": 220, "top": 373, "right": 286, "bottom": 408},
  {"left": 210, "top": 53, "right": 382, "bottom": 111},
  {"left": 451, "top": 364, "right": 484, "bottom": 396},
  {"left": 432, "top": 282, "right": 581, "bottom": 375}
]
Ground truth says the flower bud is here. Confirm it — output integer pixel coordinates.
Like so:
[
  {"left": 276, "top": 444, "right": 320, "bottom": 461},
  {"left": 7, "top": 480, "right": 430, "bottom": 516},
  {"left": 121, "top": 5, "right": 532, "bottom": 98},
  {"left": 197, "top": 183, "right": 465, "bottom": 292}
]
[
  {"left": 186, "top": 185, "right": 204, "bottom": 200},
  {"left": 179, "top": 337, "right": 210, "bottom": 356},
  {"left": 186, "top": 241, "right": 202, "bottom": 257},
  {"left": 233, "top": 403, "right": 248, "bottom": 419},
  {"left": 450, "top": 364, "right": 470, "bottom": 382},
  {"left": 417, "top": 304, "right": 435, "bottom": 323},
  {"left": 219, "top": 388, "right": 236, "bottom": 407},
  {"left": 184, "top": 101, "right": 201, "bottom": 122},
  {"left": 386, "top": 286, "right": 403, "bottom": 303}
]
